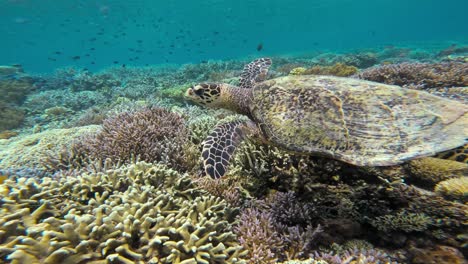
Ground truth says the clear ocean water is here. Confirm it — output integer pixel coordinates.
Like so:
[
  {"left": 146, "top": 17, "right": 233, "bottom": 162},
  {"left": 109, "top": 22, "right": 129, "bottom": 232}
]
[{"left": 2, "top": 0, "right": 467, "bottom": 72}]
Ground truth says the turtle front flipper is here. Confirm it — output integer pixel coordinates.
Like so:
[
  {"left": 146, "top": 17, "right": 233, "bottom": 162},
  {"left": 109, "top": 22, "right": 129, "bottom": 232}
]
[
  {"left": 239, "top": 58, "right": 272, "bottom": 88},
  {"left": 202, "top": 120, "right": 259, "bottom": 178}
]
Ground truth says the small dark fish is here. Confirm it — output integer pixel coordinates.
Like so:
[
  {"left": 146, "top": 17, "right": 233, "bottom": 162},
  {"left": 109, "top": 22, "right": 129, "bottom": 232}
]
[
  {"left": 113, "top": 61, "right": 119, "bottom": 64},
  {"left": 91, "top": 61, "right": 95, "bottom": 64},
  {"left": 72, "top": 56, "right": 80, "bottom": 60},
  {"left": 48, "top": 57, "right": 57, "bottom": 61},
  {"left": 54, "top": 51, "right": 62, "bottom": 55},
  {"left": 256, "top": 43, "right": 263, "bottom": 51},
  {"left": 213, "top": 31, "right": 219, "bottom": 35},
  {"left": 122, "top": 64, "right": 126, "bottom": 68}
]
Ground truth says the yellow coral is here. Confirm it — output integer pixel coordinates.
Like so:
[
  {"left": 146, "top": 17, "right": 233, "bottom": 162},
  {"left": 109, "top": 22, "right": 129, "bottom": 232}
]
[
  {"left": 0, "top": 161, "right": 248, "bottom": 263},
  {"left": 302, "top": 63, "right": 358, "bottom": 77},
  {"left": 289, "top": 67, "right": 308, "bottom": 75},
  {"left": 406, "top": 157, "right": 468, "bottom": 185},
  {"left": 435, "top": 177, "right": 468, "bottom": 202}
]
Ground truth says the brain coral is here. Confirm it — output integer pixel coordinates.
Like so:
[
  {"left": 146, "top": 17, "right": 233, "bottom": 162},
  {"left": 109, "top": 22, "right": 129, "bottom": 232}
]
[
  {"left": 0, "top": 161, "right": 247, "bottom": 263},
  {"left": 74, "top": 107, "right": 197, "bottom": 172}
]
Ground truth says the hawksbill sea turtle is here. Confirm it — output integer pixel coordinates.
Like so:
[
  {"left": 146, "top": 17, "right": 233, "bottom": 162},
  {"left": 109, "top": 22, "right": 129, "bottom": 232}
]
[{"left": 185, "top": 58, "right": 468, "bottom": 179}]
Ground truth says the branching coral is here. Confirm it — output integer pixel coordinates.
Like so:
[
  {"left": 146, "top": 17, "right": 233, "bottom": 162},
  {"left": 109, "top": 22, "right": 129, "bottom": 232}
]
[
  {"left": 369, "top": 211, "right": 432, "bottom": 233},
  {"left": 0, "top": 161, "right": 248, "bottom": 263},
  {"left": 74, "top": 107, "right": 198, "bottom": 172},
  {"left": 234, "top": 208, "right": 283, "bottom": 264},
  {"left": 355, "top": 62, "right": 468, "bottom": 89}
]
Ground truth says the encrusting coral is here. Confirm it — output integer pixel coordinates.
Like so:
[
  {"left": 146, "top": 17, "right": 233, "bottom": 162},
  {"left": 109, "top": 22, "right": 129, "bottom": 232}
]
[{"left": 0, "top": 161, "right": 248, "bottom": 263}]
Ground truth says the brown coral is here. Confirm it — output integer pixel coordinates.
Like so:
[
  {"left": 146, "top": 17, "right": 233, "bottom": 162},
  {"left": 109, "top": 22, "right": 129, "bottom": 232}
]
[
  {"left": 355, "top": 62, "right": 468, "bottom": 90},
  {"left": 434, "top": 177, "right": 468, "bottom": 203},
  {"left": 74, "top": 107, "right": 197, "bottom": 172}
]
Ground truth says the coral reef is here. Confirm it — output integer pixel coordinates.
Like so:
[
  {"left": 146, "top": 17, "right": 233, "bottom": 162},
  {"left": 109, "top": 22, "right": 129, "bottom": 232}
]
[
  {"left": 73, "top": 107, "right": 198, "bottom": 172},
  {"left": 0, "top": 161, "right": 248, "bottom": 263},
  {"left": 235, "top": 208, "right": 282, "bottom": 263},
  {"left": 0, "top": 77, "right": 34, "bottom": 131},
  {"left": 0, "top": 78, "right": 34, "bottom": 105},
  {"left": 0, "top": 101, "right": 25, "bottom": 131},
  {"left": 434, "top": 177, "right": 468, "bottom": 203},
  {"left": 355, "top": 62, "right": 468, "bottom": 90},
  {"left": 410, "top": 245, "right": 467, "bottom": 264},
  {"left": 369, "top": 211, "right": 432, "bottom": 233},
  {"left": 405, "top": 157, "right": 468, "bottom": 186},
  {"left": 24, "top": 88, "right": 109, "bottom": 114},
  {"left": 0, "top": 125, "right": 99, "bottom": 175},
  {"left": 290, "top": 63, "right": 358, "bottom": 77}
]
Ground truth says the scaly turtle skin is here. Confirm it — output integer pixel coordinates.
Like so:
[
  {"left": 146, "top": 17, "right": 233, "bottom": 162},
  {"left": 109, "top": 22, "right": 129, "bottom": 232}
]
[{"left": 185, "top": 58, "right": 468, "bottom": 179}]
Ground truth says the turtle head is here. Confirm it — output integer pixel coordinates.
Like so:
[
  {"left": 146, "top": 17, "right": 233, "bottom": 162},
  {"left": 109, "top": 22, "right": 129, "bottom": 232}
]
[
  {"left": 185, "top": 83, "right": 226, "bottom": 108},
  {"left": 185, "top": 83, "right": 252, "bottom": 114}
]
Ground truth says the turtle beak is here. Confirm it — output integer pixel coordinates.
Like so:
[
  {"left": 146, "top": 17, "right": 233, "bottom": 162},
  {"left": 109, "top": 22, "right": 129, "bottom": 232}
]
[{"left": 185, "top": 86, "right": 195, "bottom": 98}]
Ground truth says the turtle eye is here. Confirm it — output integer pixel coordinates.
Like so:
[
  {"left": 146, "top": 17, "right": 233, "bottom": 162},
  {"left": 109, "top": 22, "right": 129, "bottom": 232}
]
[{"left": 194, "top": 87, "right": 204, "bottom": 96}]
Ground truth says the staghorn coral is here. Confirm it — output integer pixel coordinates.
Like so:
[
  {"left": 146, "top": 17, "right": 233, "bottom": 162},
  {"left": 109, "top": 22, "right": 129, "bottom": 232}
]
[
  {"left": 67, "top": 71, "right": 121, "bottom": 92},
  {"left": 74, "top": 107, "right": 197, "bottom": 172},
  {"left": 0, "top": 161, "right": 248, "bottom": 263},
  {"left": 193, "top": 175, "right": 248, "bottom": 208},
  {"left": 355, "top": 62, "right": 468, "bottom": 90},
  {"left": 24, "top": 88, "right": 109, "bottom": 114},
  {"left": 235, "top": 208, "right": 283, "bottom": 264},
  {"left": 434, "top": 177, "right": 468, "bottom": 203},
  {"left": 369, "top": 211, "right": 432, "bottom": 233}
]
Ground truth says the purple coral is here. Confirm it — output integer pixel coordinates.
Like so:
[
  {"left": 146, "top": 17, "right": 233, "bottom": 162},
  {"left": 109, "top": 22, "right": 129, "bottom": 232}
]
[
  {"left": 235, "top": 208, "right": 283, "bottom": 263},
  {"left": 74, "top": 107, "right": 194, "bottom": 172}
]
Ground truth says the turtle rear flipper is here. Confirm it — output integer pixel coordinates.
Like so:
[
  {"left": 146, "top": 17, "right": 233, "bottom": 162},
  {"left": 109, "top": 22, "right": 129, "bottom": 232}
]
[
  {"left": 239, "top": 58, "right": 272, "bottom": 88},
  {"left": 202, "top": 120, "right": 259, "bottom": 178}
]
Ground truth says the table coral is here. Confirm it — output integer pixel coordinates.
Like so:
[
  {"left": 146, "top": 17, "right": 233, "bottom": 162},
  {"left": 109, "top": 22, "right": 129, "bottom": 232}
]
[{"left": 0, "top": 161, "right": 248, "bottom": 263}]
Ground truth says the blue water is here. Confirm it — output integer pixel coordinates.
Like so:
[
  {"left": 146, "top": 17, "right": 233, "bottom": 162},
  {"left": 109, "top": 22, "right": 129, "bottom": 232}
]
[{"left": 1, "top": 0, "right": 467, "bottom": 73}]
